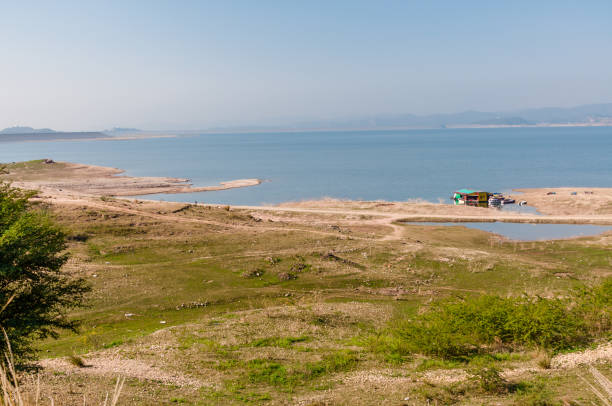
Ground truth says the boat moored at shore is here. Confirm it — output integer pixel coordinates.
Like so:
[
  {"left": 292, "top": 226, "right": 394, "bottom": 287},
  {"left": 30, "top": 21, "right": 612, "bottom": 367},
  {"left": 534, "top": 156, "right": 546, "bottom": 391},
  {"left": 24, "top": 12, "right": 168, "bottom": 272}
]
[{"left": 452, "top": 189, "right": 516, "bottom": 208}]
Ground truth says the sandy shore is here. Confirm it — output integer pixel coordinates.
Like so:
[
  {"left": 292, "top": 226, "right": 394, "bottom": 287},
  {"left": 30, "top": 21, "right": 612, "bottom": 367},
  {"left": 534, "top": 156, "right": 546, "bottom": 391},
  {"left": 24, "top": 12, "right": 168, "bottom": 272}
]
[
  {"left": 2, "top": 161, "right": 261, "bottom": 196},
  {"left": 4, "top": 160, "right": 612, "bottom": 225},
  {"left": 510, "top": 187, "right": 612, "bottom": 215}
]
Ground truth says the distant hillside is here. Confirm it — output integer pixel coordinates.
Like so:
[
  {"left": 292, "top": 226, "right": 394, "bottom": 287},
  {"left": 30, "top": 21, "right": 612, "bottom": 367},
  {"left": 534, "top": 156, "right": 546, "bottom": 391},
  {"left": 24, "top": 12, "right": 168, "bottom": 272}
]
[
  {"left": 471, "top": 117, "right": 534, "bottom": 126},
  {"left": 513, "top": 103, "right": 612, "bottom": 123},
  {"left": 286, "top": 103, "right": 612, "bottom": 130},
  {"left": 103, "top": 127, "right": 142, "bottom": 135},
  {"left": 0, "top": 126, "right": 56, "bottom": 134}
]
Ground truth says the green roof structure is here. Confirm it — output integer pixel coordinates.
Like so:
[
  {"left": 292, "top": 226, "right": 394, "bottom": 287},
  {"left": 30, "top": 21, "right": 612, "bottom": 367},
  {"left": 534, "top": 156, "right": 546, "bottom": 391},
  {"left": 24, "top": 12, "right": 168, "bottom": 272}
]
[{"left": 455, "top": 188, "right": 477, "bottom": 194}]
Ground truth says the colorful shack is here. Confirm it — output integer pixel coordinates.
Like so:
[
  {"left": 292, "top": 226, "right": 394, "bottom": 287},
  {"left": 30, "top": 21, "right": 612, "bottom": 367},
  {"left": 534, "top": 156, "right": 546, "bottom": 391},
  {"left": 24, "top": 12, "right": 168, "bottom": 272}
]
[{"left": 452, "top": 189, "right": 489, "bottom": 206}]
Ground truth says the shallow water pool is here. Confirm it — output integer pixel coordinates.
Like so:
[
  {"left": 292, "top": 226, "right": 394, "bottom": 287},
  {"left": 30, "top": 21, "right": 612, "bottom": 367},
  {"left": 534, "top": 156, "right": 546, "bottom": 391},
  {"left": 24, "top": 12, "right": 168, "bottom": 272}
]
[{"left": 406, "top": 221, "right": 612, "bottom": 241}]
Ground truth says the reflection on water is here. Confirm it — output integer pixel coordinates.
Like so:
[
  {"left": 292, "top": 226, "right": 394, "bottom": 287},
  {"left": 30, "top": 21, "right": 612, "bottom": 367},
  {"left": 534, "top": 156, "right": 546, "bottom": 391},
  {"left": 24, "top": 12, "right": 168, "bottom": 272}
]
[
  {"left": 406, "top": 221, "right": 611, "bottom": 241},
  {"left": 496, "top": 204, "right": 541, "bottom": 215}
]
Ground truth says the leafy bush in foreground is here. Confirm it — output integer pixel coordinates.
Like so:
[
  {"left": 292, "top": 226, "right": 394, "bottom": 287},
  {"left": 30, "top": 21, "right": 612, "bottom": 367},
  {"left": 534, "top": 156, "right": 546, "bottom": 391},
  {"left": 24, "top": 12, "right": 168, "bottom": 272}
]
[
  {"left": 368, "top": 280, "right": 611, "bottom": 360},
  {"left": 0, "top": 183, "right": 90, "bottom": 363},
  {"left": 573, "top": 278, "right": 612, "bottom": 336}
]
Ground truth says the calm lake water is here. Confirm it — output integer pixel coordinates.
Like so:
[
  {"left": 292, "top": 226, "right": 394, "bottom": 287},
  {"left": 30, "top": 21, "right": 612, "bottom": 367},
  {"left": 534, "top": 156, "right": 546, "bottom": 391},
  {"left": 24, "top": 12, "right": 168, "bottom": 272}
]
[
  {"left": 405, "top": 221, "right": 612, "bottom": 241},
  {"left": 0, "top": 127, "right": 610, "bottom": 205}
]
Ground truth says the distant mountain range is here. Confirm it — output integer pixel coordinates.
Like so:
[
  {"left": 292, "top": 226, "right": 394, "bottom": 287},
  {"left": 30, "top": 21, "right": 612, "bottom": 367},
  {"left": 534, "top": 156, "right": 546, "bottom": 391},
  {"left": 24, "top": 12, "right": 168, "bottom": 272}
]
[
  {"left": 103, "top": 127, "right": 142, "bottom": 135},
  {"left": 287, "top": 103, "right": 612, "bottom": 130},
  {"left": 0, "top": 126, "right": 56, "bottom": 134},
  {"left": 4, "top": 102, "right": 612, "bottom": 136}
]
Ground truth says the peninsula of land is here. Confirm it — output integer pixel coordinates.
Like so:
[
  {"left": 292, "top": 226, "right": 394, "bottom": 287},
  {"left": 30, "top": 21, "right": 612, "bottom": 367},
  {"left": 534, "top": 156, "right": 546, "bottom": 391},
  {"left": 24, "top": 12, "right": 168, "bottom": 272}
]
[
  {"left": 1, "top": 160, "right": 261, "bottom": 196},
  {"left": 3, "top": 160, "right": 612, "bottom": 224}
]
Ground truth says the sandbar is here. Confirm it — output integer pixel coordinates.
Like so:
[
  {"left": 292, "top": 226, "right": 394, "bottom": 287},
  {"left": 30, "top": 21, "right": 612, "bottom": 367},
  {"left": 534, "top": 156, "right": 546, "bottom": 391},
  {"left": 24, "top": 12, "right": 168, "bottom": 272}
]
[{"left": 1, "top": 160, "right": 261, "bottom": 197}]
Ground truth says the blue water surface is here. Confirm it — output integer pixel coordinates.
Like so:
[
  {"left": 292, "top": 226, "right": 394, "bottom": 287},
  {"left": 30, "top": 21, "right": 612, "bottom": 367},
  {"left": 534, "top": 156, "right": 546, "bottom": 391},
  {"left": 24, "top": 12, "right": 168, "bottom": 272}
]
[
  {"left": 0, "top": 127, "right": 610, "bottom": 205},
  {"left": 405, "top": 221, "right": 612, "bottom": 241}
]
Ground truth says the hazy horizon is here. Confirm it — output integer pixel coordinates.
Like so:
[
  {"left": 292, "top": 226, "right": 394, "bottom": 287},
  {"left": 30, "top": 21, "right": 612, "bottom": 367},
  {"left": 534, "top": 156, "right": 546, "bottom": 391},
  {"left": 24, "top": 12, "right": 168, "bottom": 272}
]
[{"left": 2, "top": 1, "right": 611, "bottom": 131}]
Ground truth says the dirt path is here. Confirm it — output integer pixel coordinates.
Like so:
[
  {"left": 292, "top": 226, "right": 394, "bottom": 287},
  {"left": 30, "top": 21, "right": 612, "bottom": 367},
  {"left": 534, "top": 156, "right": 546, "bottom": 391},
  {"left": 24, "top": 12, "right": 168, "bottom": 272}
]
[
  {"left": 47, "top": 196, "right": 380, "bottom": 241},
  {"left": 40, "top": 353, "right": 206, "bottom": 388},
  {"left": 234, "top": 204, "right": 612, "bottom": 225},
  {"left": 39, "top": 194, "right": 612, "bottom": 244}
]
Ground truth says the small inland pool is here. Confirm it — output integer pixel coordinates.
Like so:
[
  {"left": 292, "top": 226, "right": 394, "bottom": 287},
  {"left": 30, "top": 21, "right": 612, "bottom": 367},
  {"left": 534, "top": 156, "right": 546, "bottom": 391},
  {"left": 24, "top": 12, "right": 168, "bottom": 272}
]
[{"left": 405, "top": 221, "right": 612, "bottom": 241}]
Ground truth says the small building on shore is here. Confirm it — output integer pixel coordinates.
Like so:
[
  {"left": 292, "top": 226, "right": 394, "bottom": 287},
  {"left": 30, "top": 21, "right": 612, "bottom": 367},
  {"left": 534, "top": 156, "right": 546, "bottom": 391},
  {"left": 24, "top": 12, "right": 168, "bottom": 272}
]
[{"left": 452, "top": 189, "right": 489, "bottom": 206}]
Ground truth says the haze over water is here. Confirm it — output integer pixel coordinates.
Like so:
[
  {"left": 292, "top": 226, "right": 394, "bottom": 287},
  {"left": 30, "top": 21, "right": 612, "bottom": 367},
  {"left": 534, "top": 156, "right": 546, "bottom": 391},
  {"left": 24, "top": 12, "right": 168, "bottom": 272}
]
[{"left": 1, "top": 126, "right": 610, "bottom": 206}]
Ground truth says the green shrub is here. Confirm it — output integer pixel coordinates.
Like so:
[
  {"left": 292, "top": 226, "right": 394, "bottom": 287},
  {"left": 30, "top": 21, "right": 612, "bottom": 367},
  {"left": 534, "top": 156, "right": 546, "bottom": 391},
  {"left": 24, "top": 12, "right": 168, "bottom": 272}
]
[
  {"left": 303, "top": 350, "right": 357, "bottom": 379},
  {"left": 376, "top": 287, "right": 609, "bottom": 360},
  {"left": 362, "top": 334, "right": 411, "bottom": 364},
  {"left": 469, "top": 366, "right": 507, "bottom": 394},
  {"left": 245, "top": 351, "right": 357, "bottom": 390},
  {"left": 251, "top": 336, "right": 309, "bottom": 348},
  {"left": 67, "top": 355, "right": 86, "bottom": 368},
  {"left": 102, "top": 340, "right": 124, "bottom": 349},
  {"left": 247, "top": 360, "right": 292, "bottom": 387},
  {"left": 513, "top": 381, "right": 559, "bottom": 406},
  {"left": 394, "top": 295, "right": 589, "bottom": 358},
  {"left": 573, "top": 278, "right": 612, "bottom": 336}
]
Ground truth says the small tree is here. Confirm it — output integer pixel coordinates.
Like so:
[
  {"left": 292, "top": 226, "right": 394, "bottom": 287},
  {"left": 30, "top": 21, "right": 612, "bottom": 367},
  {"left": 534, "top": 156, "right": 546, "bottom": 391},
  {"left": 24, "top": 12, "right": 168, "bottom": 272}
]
[{"left": 0, "top": 182, "right": 90, "bottom": 363}]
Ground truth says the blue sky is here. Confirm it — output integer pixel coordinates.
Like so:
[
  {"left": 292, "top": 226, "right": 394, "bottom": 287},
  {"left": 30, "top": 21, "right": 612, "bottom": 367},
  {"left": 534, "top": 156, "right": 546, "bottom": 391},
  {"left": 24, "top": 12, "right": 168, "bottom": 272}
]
[{"left": 1, "top": 1, "right": 611, "bottom": 130}]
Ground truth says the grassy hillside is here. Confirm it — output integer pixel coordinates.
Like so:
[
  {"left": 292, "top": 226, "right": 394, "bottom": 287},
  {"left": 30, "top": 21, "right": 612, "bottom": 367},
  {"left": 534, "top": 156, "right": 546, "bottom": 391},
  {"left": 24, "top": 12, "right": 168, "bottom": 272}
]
[{"left": 12, "top": 196, "right": 612, "bottom": 405}]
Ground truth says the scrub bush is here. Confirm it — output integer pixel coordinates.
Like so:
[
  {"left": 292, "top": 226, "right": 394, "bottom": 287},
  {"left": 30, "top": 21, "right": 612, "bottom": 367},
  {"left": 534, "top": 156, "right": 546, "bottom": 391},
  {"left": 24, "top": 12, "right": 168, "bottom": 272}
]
[
  {"left": 393, "top": 295, "right": 588, "bottom": 359},
  {"left": 372, "top": 279, "right": 612, "bottom": 360}
]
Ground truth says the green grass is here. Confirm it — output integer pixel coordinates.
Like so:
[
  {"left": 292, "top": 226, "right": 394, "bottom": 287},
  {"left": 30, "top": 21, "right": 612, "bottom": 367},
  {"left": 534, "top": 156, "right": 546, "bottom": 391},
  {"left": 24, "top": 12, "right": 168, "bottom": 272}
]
[{"left": 245, "top": 350, "right": 358, "bottom": 391}]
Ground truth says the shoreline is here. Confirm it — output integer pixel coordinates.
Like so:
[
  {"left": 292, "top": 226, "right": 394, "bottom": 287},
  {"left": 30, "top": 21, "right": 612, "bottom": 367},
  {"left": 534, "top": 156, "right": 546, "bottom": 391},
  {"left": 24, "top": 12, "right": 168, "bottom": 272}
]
[
  {"left": 120, "top": 196, "right": 612, "bottom": 227},
  {"left": 3, "top": 159, "right": 612, "bottom": 226},
  {"left": 1, "top": 160, "right": 262, "bottom": 196}
]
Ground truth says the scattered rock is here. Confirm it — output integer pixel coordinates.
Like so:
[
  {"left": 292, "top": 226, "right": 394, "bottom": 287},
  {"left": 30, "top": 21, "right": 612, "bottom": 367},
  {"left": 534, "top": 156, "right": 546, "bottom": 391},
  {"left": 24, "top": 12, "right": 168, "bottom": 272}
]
[
  {"left": 278, "top": 272, "right": 297, "bottom": 281},
  {"left": 551, "top": 343, "right": 612, "bottom": 369},
  {"left": 265, "top": 256, "right": 281, "bottom": 265},
  {"left": 176, "top": 301, "right": 208, "bottom": 310},
  {"left": 291, "top": 262, "right": 310, "bottom": 272},
  {"left": 242, "top": 268, "right": 265, "bottom": 278}
]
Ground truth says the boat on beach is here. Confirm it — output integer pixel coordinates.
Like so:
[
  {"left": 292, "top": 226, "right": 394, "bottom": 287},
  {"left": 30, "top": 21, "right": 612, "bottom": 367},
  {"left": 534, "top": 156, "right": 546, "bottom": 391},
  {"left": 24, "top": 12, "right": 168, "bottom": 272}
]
[{"left": 452, "top": 189, "right": 516, "bottom": 208}]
